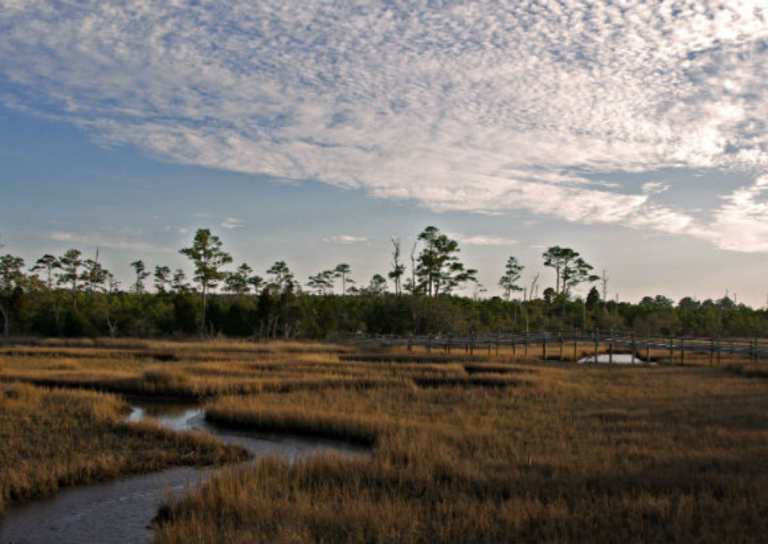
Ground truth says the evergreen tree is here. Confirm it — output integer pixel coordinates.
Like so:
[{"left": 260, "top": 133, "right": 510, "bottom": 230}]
[
  {"left": 179, "top": 229, "right": 233, "bottom": 335},
  {"left": 415, "top": 226, "right": 477, "bottom": 296},
  {"left": 498, "top": 256, "right": 524, "bottom": 300}
]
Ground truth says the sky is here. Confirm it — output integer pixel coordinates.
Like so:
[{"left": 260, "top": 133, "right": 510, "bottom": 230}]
[{"left": 1, "top": 0, "right": 768, "bottom": 306}]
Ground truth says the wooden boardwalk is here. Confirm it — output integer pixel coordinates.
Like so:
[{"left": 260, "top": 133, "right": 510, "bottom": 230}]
[{"left": 360, "top": 331, "right": 768, "bottom": 364}]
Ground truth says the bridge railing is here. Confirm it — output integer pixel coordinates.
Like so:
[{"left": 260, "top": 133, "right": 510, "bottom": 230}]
[{"left": 348, "top": 331, "right": 768, "bottom": 364}]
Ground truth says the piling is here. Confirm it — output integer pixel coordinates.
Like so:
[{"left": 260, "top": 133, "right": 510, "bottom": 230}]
[
  {"left": 669, "top": 337, "right": 674, "bottom": 366},
  {"left": 631, "top": 332, "right": 636, "bottom": 364},
  {"left": 680, "top": 338, "right": 685, "bottom": 366},
  {"left": 646, "top": 331, "right": 651, "bottom": 363},
  {"left": 717, "top": 339, "right": 722, "bottom": 366},
  {"left": 608, "top": 331, "right": 614, "bottom": 364},
  {"left": 594, "top": 329, "right": 600, "bottom": 362}
]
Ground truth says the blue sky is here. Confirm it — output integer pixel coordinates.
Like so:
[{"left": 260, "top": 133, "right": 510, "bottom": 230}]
[{"left": 2, "top": 0, "right": 768, "bottom": 306}]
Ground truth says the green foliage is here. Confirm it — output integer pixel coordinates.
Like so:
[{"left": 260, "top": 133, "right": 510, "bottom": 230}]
[
  {"left": 498, "top": 256, "right": 524, "bottom": 300},
  {"left": 62, "top": 308, "right": 98, "bottom": 338},
  {"left": 173, "top": 293, "right": 199, "bottom": 334},
  {"left": 542, "top": 246, "right": 599, "bottom": 296},
  {"left": 4, "top": 226, "right": 768, "bottom": 341},
  {"left": 179, "top": 229, "right": 233, "bottom": 335},
  {"left": 130, "top": 260, "right": 150, "bottom": 294},
  {"left": 415, "top": 226, "right": 477, "bottom": 296}
]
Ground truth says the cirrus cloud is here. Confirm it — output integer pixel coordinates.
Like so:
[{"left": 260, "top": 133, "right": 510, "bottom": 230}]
[{"left": 323, "top": 235, "right": 368, "bottom": 245}]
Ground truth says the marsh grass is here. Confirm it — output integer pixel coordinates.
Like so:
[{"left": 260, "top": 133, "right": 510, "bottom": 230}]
[
  {"left": 0, "top": 382, "right": 248, "bottom": 515},
  {"left": 2, "top": 339, "right": 768, "bottom": 542},
  {"left": 1, "top": 341, "right": 534, "bottom": 399},
  {"left": 724, "top": 362, "right": 768, "bottom": 378},
  {"left": 159, "top": 363, "right": 768, "bottom": 543}
]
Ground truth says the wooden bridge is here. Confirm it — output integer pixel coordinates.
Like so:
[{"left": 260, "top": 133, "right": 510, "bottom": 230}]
[{"left": 359, "top": 331, "right": 768, "bottom": 365}]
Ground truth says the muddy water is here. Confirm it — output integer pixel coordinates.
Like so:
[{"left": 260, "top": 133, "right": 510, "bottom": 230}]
[{"left": 0, "top": 400, "right": 367, "bottom": 544}]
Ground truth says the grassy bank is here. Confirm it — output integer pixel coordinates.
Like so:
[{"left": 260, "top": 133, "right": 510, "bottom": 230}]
[
  {"left": 0, "top": 382, "right": 248, "bottom": 515},
  {"left": 158, "top": 364, "right": 768, "bottom": 543}
]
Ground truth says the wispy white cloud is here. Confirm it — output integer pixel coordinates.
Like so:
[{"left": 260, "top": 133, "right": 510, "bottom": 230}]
[
  {"left": 49, "top": 231, "right": 164, "bottom": 252},
  {"left": 323, "top": 235, "right": 367, "bottom": 245},
  {"left": 448, "top": 233, "right": 518, "bottom": 246},
  {"left": 221, "top": 218, "right": 245, "bottom": 229},
  {"left": 4, "top": 1, "right": 768, "bottom": 250},
  {"left": 702, "top": 176, "right": 768, "bottom": 252}
]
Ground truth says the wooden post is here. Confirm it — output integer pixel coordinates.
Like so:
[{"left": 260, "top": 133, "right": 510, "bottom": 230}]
[
  {"left": 717, "top": 339, "right": 722, "bottom": 366},
  {"left": 669, "top": 337, "right": 674, "bottom": 366},
  {"left": 680, "top": 338, "right": 685, "bottom": 366},
  {"left": 512, "top": 341, "right": 517, "bottom": 360},
  {"left": 631, "top": 331, "right": 637, "bottom": 364},
  {"left": 524, "top": 333, "right": 529, "bottom": 358},
  {"left": 594, "top": 329, "right": 600, "bottom": 363},
  {"left": 447, "top": 334, "right": 452, "bottom": 354},
  {"left": 608, "top": 330, "right": 613, "bottom": 364},
  {"left": 646, "top": 330, "right": 651, "bottom": 363},
  {"left": 542, "top": 335, "right": 548, "bottom": 361},
  {"left": 559, "top": 331, "right": 564, "bottom": 361}
]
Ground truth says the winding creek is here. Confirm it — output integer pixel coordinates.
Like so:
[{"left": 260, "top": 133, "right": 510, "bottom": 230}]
[{"left": 0, "top": 399, "right": 368, "bottom": 544}]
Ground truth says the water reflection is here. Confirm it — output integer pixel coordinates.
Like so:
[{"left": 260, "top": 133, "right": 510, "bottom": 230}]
[{"left": 578, "top": 353, "right": 649, "bottom": 364}]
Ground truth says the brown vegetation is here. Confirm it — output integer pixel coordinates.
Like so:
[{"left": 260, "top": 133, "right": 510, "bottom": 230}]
[
  {"left": 2, "top": 339, "right": 767, "bottom": 542},
  {"left": 0, "top": 382, "right": 248, "bottom": 515},
  {"left": 156, "top": 357, "right": 768, "bottom": 543}
]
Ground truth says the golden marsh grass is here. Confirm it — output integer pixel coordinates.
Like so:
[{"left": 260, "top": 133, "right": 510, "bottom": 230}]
[
  {"left": 0, "top": 381, "right": 248, "bottom": 515},
  {"left": 1, "top": 339, "right": 767, "bottom": 542},
  {"left": 160, "top": 360, "right": 768, "bottom": 543}
]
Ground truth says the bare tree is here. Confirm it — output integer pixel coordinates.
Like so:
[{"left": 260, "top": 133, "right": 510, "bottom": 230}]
[
  {"left": 388, "top": 237, "right": 405, "bottom": 295},
  {"left": 409, "top": 241, "right": 418, "bottom": 294}
]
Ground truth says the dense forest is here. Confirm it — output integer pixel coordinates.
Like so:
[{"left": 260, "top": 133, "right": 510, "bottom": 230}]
[{"left": 1, "top": 227, "right": 766, "bottom": 339}]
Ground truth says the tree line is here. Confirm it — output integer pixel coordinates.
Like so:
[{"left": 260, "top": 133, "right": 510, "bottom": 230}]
[{"left": 1, "top": 227, "right": 766, "bottom": 339}]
